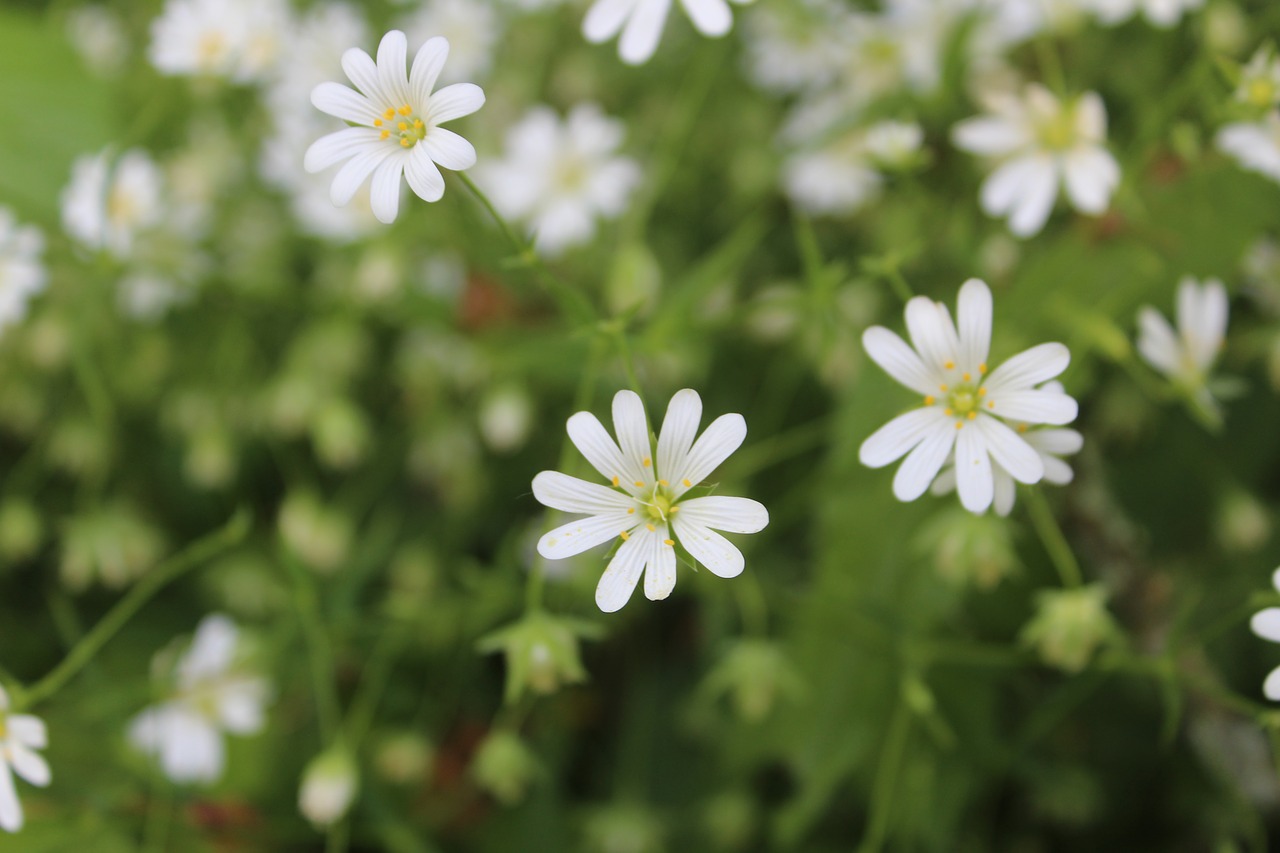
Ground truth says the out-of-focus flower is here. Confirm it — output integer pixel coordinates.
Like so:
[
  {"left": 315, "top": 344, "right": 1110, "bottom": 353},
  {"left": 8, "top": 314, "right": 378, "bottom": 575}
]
[
  {"left": 532, "top": 389, "right": 769, "bottom": 613},
  {"left": 1250, "top": 570, "right": 1280, "bottom": 699},
  {"left": 66, "top": 5, "right": 129, "bottom": 75},
  {"left": 740, "top": 0, "right": 849, "bottom": 94},
  {"left": 148, "top": 0, "right": 293, "bottom": 83},
  {"left": 278, "top": 492, "right": 353, "bottom": 572},
  {"left": 1084, "top": 0, "right": 1204, "bottom": 29},
  {"left": 398, "top": 0, "right": 502, "bottom": 83},
  {"left": 699, "top": 639, "right": 804, "bottom": 722},
  {"left": 583, "top": 0, "right": 755, "bottom": 66},
  {"left": 1020, "top": 584, "right": 1117, "bottom": 673},
  {"left": 477, "top": 612, "right": 601, "bottom": 702},
  {"left": 470, "top": 730, "right": 539, "bottom": 806},
  {"left": 477, "top": 104, "right": 641, "bottom": 256},
  {"left": 0, "top": 207, "right": 46, "bottom": 333},
  {"left": 478, "top": 385, "right": 535, "bottom": 453},
  {"left": 782, "top": 120, "right": 923, "bottom": 217},
  {"left": 62, "top": 149, "right": 164, "bottom": 258},
  {"left": 916, "top": 508, "right": 1019, "bottom": 588},
  {"left": 128, "top": 614, "right": 270, "bottom": 784},
  {"left": 859, "top": 278, "right": 1079, "bottom": 514},
  {"left": 305, "top": 31, "right": 485, "bottom": 224},
  {"left": 583, "top": 803, "right": 665, "bottom": 853},
  {"left": 952, "top": 84, "right": 1120, "bottom": 237},
  {"left": 0, "top": 685, "right": 50, "bottom": 833},
  {"left": 1136, "top": 277, "right": 1229, "bottom": 415},
  {"left": 373, "top": 731, "right": 434, "bottom": 785},
  {"left": 60, "top": 505, "right": 165, "bottom": 591},
  {"left": 299, "top": 746, "right": 358, "bottom": 827},
  {"left": 1234, "top": 46, "right": 1280, "bottom": 110},
  {"left": 1217, "top": 112, "right": 1280, "bottom": 185}
]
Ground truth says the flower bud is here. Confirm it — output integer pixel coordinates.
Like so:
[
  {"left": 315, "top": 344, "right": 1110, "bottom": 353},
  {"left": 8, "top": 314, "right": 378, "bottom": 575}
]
[
  {"left": 478, "top": 385, "right": 534, "bottom": 454},
  {"left": 61, "top": 505, "right": 165, "bottom": 591},
  {"left": 917, "top": 509, "right": 1018, "bottom": 589},
  {"left": 0, "top": 499, "right": 42, "bottom": 562},
  {"left": 278, "top": 492, "right": 352, "bottom": 573},
  {"left": 583, "top": 803, "right": 664, "bottom": 853},
  {"left": 373, "top": 731, "right": 434, "bottom": 785},
  {"left": 185, "top": 427, "right": 237, "bottom": 489},
  {"left": 1216, "top": 489, "right": 1271, "bottom": 554},
  {"left": 299, "top": 747, "right": 358, "bottom": 827},
  {"left": 700, "top": 640, "right": 804, "bottom": 723},
  {"left": 311, "top": 397, "right": 371, "bottom": 470},
  {"left": 606, "top": 243, "right": 661, "bottom": 318},
  {"left": 470, "top": 730, "right": 539, "bottom": 806},
  {"left": 1020, "top": 584, "right": 1117, "bottom": 674},
  {"left": 478, "top": 613, "right": 599, "bottom": 703}
]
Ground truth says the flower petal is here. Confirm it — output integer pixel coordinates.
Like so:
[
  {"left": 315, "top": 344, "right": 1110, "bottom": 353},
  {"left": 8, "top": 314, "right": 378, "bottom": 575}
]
[
  {"left": 992, "top": 466, "right": 1016, "bottom": 516},
  {"left": 423, "top": 128, "right": 477, "bottom": 172},
  {"left": 671, "top": 412, "right": 746, "bottom": 497},
  {"left": 680, "top": 0, "right": 732, "bottom": 36},
  {"left": 983, "top": 343, "right": 1070, "bottom": 394},
  {"left": 892, "top": 419, "right": 956, "bottom": 501},
  {"left": 410, "top": 36, "right": 449, "bottom": 108},
  {"left": 538, "top": 512, "right": 634, "bottom": 559},
  {"left": 1266, "top": 666, "right": 1280, "bottom": 701},
  {"left": 1007, "top": 155, "right": 1058, "bottom": 237},
  {"left": 584, "top": 0, "right": 638, "bottom": 43},
  {"left": 304, "top": 127, "right": 382, "bottom": 173},
  {"left": 987, "top": 390, "right": 1078, "bottom": 425},
  {"left": 612, "top": 390, "right": 653, "bottom": 480},
  {"left": 0, "top": 763, "right": 20, "bottom": 831},
  {"left": 376, "top": 30, "right": 411, "bottom": 110},
  {"left": 566, "top": 411, "right": 639, "bottom": 493},
  {"left": 340, "top": 46, "right": 384, "bottom": 105},
  {"left": 8, "top": 744, "right": 49, "bottom": 788},
  {"left": 644, "top": 529, "right": 677, "bottom": 601},
  {"left": 1251, "top": 608, "right": 1280, "bottom": 643},
  {"left": 6, "top": 716, "right": 45, "bottom": 750},
  {"left": 369, "top": 155, "right": 406, "bottom": 224},
  {"left": 657, "top": 388, "right": 701, "bottom": 486},
  {"left": 675, "top": 496, "right": 768, "bottom": 533},
  {"left": 957, "top": 278, "right": 992, "bottom": 375},
  {"left": 330, "top": 145, "right": 397, "bottom": 207},
  {"left": 952, "top": 116, "right": 1029, "bottom": 156},
  {"left": 672, "top": 516, "right": 744, "bottom": 578},
  {"left": 954, "top": 421, "right": 994, "bottom": 513},
  {"left": 1027, "top": 428, "right": 1083, "bottom": 456},
  {"left": 533, "top": 471, "right": 635, "bottom": 514},
  {"left": 596, "top": 526, "right": 652, "bottom": 612},
  {"left": 428, "top": 83, "right": 486, "bottom": 125},
  {"left": 619, "top": 0, "right": 673, "bottom": 64},
  {"left": 1136, "top": 306, "right": 1180, "bottom": 377},
  {"left": 405, "top": 146, "right": 445, "bottom": 203},
  {"left": 860, "top": 406, "right": 947, "bottom": 469},
  {"left": 311, "top": 82, "right": 381, "bottom": 125},
  {"left": 862, "top": 326, "right": 937, "bottom": 396},
  {"left": 975, "top": 415, "right": 1045, "bottom": 484},
  {"left": 1063, "top": 146, "right": 1119, "bottom": 214},
  {"left": 905, "top": 296, "right": 960, "bottom": 377},
  {"left": 980, "top": 155, "right": 1042, "bottom": 216},
  {"left": 180, "top": 614, "right": 238, "bottom": 682}
]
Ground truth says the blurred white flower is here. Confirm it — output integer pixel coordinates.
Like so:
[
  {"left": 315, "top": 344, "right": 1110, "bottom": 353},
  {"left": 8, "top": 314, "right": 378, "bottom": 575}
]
[
  {"left": 62, "top": 149, "right": 164, "bottom": 258},
  {"left": 476, "top": 104, "right": 641, "bottom": 256},
  {"left": 1234, "top": 46, "right": 1280, "bottom": 110},
  {"left": 860, "top": 278, "right": 1079, "bottom": 514},
  {"left": 299, "top": 747, "right": 358, "bottom": 826},
  {"left": 1084, "top": 0, "right": 1203, "bottom": 28},
  {"left": 398, "top": 0, "right": 502, "bottom": 83},
  {"left": 128, "top": 614, "right": 270, "bottom": 784},
  {"left": 1136, "top": 276, "right": 1228, "bottom": 412},
  {"left": 148, "top": 0, "right": 293, "bottom": 83},
  {"left": 741, "top": 0, "right": 848, "bottom": 94},
  {"left": 783, "top": 133, "right": 883, "bottom": 217},
  {"left": 66, "top": 5, "right": 129, "bottom": 75},
  {"left": 1250, "top": 568, "right": 1280, "bottom": 698},
  {"left": 1217, "top": 112, "right": 1280, "bottom": 185},
  {"left": 583, "top": 0, "right": 755, "bottom": 66},
  {"left": 863, "top": 120, "right": 925, "bottom": 168},
  {"left": 0, "top": 208, "right": 47, "bottom": 333},
  {"left": 305, "top": 31, "right": 485, "bottom": 224},
  {"left": 953, "top": 84, "right": 1120, "bottom": 237},
  {"left": 532, "top": 389, "right": 769, "bottom": 613},
  {"left": 0, "top": 684, "right": 50, "bottom": 833}
]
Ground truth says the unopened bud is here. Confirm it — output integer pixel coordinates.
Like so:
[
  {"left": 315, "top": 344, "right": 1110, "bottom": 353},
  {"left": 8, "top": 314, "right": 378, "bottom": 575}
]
[
  {"left": 299, "top": 747, "right": 358, "bottom": 827},
  {"left": 1020, "top": 585, "right": 1117, "bottom": 674}
]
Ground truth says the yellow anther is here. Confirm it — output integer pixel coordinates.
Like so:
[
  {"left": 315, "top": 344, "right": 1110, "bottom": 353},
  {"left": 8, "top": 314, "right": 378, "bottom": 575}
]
[
  {"left": 380, "top": 130, "right": 390, "bottom": 140},
  {"left": 664, "top": 539, "right": 675, "bottom": 546},
  {"left": 397, "top": 122, "right": 408, "bottom": 131},
  {"left": 967, "top": 411, "right": 976, "bottom": 420},
  {"left": 924, "top": 395, "right": 935, "bottom": 406},
  {"left": 611, "top": 476, "right": 620, "bottom": 486},
  {"left": 399, "top": 104, "right": 412, "bottom": 115},
  {"left": 400, "top": 138, "right": 411, "bottom": 147},
  {"left": 682, "top": 478, "right": 692, "bottom": 487},
  {"left": 634, "top": 480, "right": 644, "bottom": 488},
  {"left": 978, "top": 388, "right": 987, "bottom": 397},
  {"left": 1017, "top": 423, "right": 1028, "bottom": 433},
  {"left": 979, "top": 363, "right": 987, "bottom": 373},
  {"left": 944, "top": 360, "right": 955, "bottom": 370},
  {"left": 987, "top": 401, "right": 995, "bottom": 409},
  {"left": 955, "top": 422, "right": 963, "bottom": 429},
  {"left": 620, "top": 530, "right": 630, "bottom": 541},
  {"left": 373, "top": 118, "right": 383, "bottom": 127},
  {"left": 962, "top": 372, "right": 971, "bottom": 382},
  {"left": 670, "top": 506, "right": 679, "bottom": 513},
  {"left": 413, "top": 119, "right": 424, "bottom": 128},
  {"left": 646, "top": 524, "right": 656, "bottom": 532},
  {"left": 940, "top": 384, "right": 948, "bottom": 392},
  {"left": 642, "top": 457, "right": 651, "bottom": 467},
  {"left": 383, "top": 108, "right": 395, "bottom": 120},
  {"left": 944, "top": 408, "right": 953, "bottom": 416},
  {"left": 658, "top": 479, "right": 669, "bottom": 486},
  {"left": 627, "top": 508, "right": 635, "bottom": 515}
]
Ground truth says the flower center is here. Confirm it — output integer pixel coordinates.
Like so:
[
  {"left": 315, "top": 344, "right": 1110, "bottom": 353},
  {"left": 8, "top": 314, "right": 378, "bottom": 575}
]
[
  {"left": 1248, "top": 78, "right": 1277, "bottom": 109},
  {"left": 645, "top": 488, "right": 674, "bottom": 522},
  {"left": 1036, "top": 111, "right": 1077, "bottom": 152},
  {"left": 374, "top": 105, "right": 429, "bottom": 149},
  {"left": 923, "top": 367, "right": 990, "bottom": 427},
  {"left": 0, "top": 713, "right": 7, "bottom": 740}
]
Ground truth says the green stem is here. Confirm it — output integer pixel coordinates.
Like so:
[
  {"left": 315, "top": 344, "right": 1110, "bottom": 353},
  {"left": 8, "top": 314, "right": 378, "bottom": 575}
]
[
  {"left": 1033, "top": 34, "right": 1069, "bottom": 95},
  {"left": 885, "top": 268, "right": 914, "bottom": 304},
  {"left": 286, "top": 555, "right": 342, "bottom": 741},
  {"left": 16, "top": 509, "right": 251, "bottom": 710},
  {"left": 610, "top": 323, "right": 643, "bottom": 395},
  {"left": 858, "top": 694, "right": 912, "bottom": 853},
  {"left": 1024, "top": 488, "right": 1083, "bottom": 588},
  {"left": 344, "top": 615, "right": 410, "bottom": 749}
]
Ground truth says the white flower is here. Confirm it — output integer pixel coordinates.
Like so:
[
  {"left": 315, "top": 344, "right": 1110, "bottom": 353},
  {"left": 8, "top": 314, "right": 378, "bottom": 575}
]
[
  {"left": 128, "top": 614, "right": 270, "bottom": 784},
  {"left": 398, "top": 0, "right": 502, "bottom": 83},
  {"left": 532, "top": 389, "right": 769, "bottom": 613},
  {"left": 304, "top": 31, "right": 485, "bottom": 224},
  {"left": 859, "top": 278, "right": 1079, "bottom": 514},
  {"left": 61, "top": 149, "right": 165, "bottom": 258},
  {"left": 741, "top": 0, "right": 849, "bottom": 94},
  {"left": 1235, "top": 46, "right": 1280, "bottom": 110},
  {"left": 1217, "top": 112, "right": 1280, "bottom": 185},
  {"left": 476, "top": 104, "right": 641, "bottom": 256},
  {"left": 863, "top": 120, "right": 925, "bottom": 168},
  {"left": 1085, "top": 0, "right": 1203, "bottom": 28},
  {"left": 782, "top": 132, "right": 884, "bottom": 217},
  {"left": 0, "top": 685, "right": 51, "bottom": 833},
  {"left": 299, "top": 748, "right": 358, "bottom": 826},
  {"left": 1250, "top": 568, "right": 1280, "bottom": 699},
  {"left": 0, "top": 207, "right": 47, "bottom": 333},
  {"left": 1136, "top": 276, "right": 1228, "bottom": 411},
  {"left": 583, "top": 0, "right": 755, "bottom": 66},
  {"left": 952, "top": 84, "right": 1120, "bottom": 237},
  {"left": 148, "top": 0, "right": 292, "bottom": 83},
  {"left": 66, "top": 5, "right": 129, "bottom": 76}
]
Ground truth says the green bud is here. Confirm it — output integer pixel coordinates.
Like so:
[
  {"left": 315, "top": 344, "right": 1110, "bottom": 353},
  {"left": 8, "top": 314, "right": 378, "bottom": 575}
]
[
  {"left": 478, "top": 385, "right": 534, "bottom": 453},
  {"left": 60, "top": 505, "right": 165, "bottom": 591},
  {"left": 917, "top": 509, "right": 1018, "bottom": 589},
  {"left": 0, "top": 499, "right": 42, "bottom": 562},
  {"left": 606, "top": 243, "right": 662, "bottom": 318},
  {"left": 311, "top": 397, "right": 371, "bottom": 470},
  {"left": 185, "top": 427, "right": 237, "bottom": 489},
  {"left": 1215, "top": 488, "right": 1271, "bottom": 554},
  {"left": 299, "top": 747, "right": 358, "bottom": 827},
  {"left": 699, "top": 640, "right": 804, "bottom": 723},
  {"left": 583, "top": 803, "right": 664, "bottom": 853},
  {"left": 1020, "top": 584, "right": 1118, "bottom": 674},
  {"left": 373, "top": 731, "right": 435, "bottom": 785},
  {"left": 477, "top": 612, "right": 600, "bottom": 703},
  {"left": 470, "top": 730, "right": 539, "bottom": 806},
  {"left": 278, "top": 492, "right": 352, "bottom": 573}
]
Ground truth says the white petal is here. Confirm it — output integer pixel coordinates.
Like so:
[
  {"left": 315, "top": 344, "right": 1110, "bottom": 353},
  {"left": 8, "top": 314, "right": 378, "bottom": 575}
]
[
  {"left": 954, "top": 421, "right": 994, "bottom": 513},
  {"left": 181, "top": 614, "right": 238, "bottom": 682},
  {"left": 304, "top": 127, "right": 382, "bottom": 173},
  {"left": 957, "top": 278, "right": 992, "bottom": 375},
  {"left": 1265, "top": 666, "right": 1280, "bottom": 701},
  {"left": 986, "top": 390, "right": 1078, "bottom": 425},
  {"left": 595, "top": 526, "right": 652, "bottom": 612},
  {"left": 161, "top": 712, "right": 224, "bottom": 783},
  {"left": 376, "top": 30, "right": 411, "bottom": 110},
  {"left": 410, "top": 37, "right": 449, "bottom": 108},
  {"left": 657, "top": 389, "right": 702, "bottom": 486},
  {"left": 1041, "top": 455, "right": 1075, "bottom": 485},
  {"left": 8, "top": 745, "right": 49, "bottom": 788},
  {"left": 330, "top": 145, "right": 397, "bottom": 208},
  {"left": 369, "top": 155, "right": 406, "bottom": 224},
  {"left": 405, "top": 147, "right": 445, "bottom": 203},
  {"left": 1063, "top": 146, "right": 1120, "bottom": 214},
  {"left": 1026, "top": 428, "right": 1084, "bottom": 456},
  {"left": 980, "top": 156, "right": 1043, "bottom": 216},
  {"left": 674, "top": 496, "right": 768, "bottom": 533},
  {"left": 672, "top": 516, "right": 745, "bottom": 578},
  {"left": 428, "top": 83, "right": 486, "bottom": 125},
  {"left": 0, "top": 764, "right": 20, "bottom": 831},
  {"left": 6, "top": 717, "right": 45, "bottom": 751},
  {"left": 340, "top": 46, "right": 384, "bottom": 104},
  {"left": 538, "top": 513, "right": 635, "bottom": 559},
  {"left": 423, "top": 128, "right": 477, "bottom": 172},
  {"left": 992, "top": 467, "right": 1016, "bottom": 516},
  {"left": 904, "top": 296, "right": 959, "bottom": 376},
  {"left": 311, "top": 82, "right": 381, "bottom": 125},
  {"left": 1251, "top": 608, "right": 1280, "bottom": 642},
  {"left": 612, "top": 390, "right": 653, "bottom": 476},
  {"left": 644, "top": 529, "right": 677, "bottom": 601},
  {"left": 1008, "top": 156, "right": 1059, "bottom": 237},
  {"left": 566, "top": 411, "right": 638, "bottom": 491},
  {"left": 983, "top": 343, "right": 1071, "bottom": 394},
  {"left": 217, "top": 679, "right": 268, "bottom": 734},
  {"left": 860, "top": 407, "right": 947, "bottom": 468},
  {"left": 1136, "top": 307, "right": 1180, "bottom": 376},
  {"left": 584, "top": 0, "right": 638, "bottom": 42},
  {"left": 862, "top": 326, "right": 937, "bottom": 396},
  {"left": 892, "top": 419, "right": 955, "bottom": 501},
  {"left": 533, "top": 471, "right": 635, "bottom": 514},
  {"left": 671, "top": 413, "right": 746, "bottom": 496},
  {"left": 952, "top": 117, "right": 1028, "bottom": 156},
  {"left": 1075, "top": 91, "right": 1108, "bottom": 142},
  {"left": 1180, "top": 278, "right": 1228, "bottom": 372},
  {"left": 975, "top": 416, "right": 1045, "bottom": 484},
  {"left": 680, "top": 0, "right": 732, "bottom": 36},
  {"left": 619, "top": 0, "right": 673, "bottom": 65},
  {"left": 930, "top": 463, "right": 957, "bottom": 496}
]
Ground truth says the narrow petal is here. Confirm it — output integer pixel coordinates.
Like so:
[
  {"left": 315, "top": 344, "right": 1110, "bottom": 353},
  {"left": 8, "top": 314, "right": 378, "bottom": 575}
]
[
  {"left": 181, "top": 614, "right": 238, "bottom": 681},
  {"left": 657, "top": 389, "right": 701, "bottom": 486},
  {"left": 217, "top": 680, "right": 267, "bottom": 733},
  {"left": 619, "top": 0, "right": 673, "bottom": 65},
  {"left": 675, "top": 496, "right": 768, "bottom": 533},
  {"left": 423, "top": 128, "right": 477, "bottom": 172},
  {"left": 369, "top": 155, "right": 406, "bottom": 224},
  {"left": 161, "top": 712, "right": 224, "bottom": 783},
  {"left": 0, "top": 764, "right": 20, "bottom": 831},
  {"left": 584, "top": 0, "right": 638, "bottom": 42},
  {"left": 532, "top": 471, "right": 635, "bottom": 514},
  {"left": 566, "top": 411, "right": 639, "bottom": 492},
  {"left": 405, "top": 147, "right": 445, "bottom": 203},
  {"left": 956, "top": 278, "right": 992, "bottom": 375},
  {"left": 986, "top": 390, "right": 1078, "bottom": 425},
  {"left": 1008, "top": 156, "right": 1059, "bottom": 237},
  {"left": 1136, "top": 307, "right": 1180, "bottom": 376},
  {"left": 1041, "top": 455, "right": 1075, "bottom": 485},
  {"left": 8, "top": 745, "right": 50, "bottom": 788},
  {"left": 311, "top": 82, "right": 381, "bottom": 125},
  {"left": 1027, "top": 428, "right": 1084, "bottom": 456},
  {"left": 860, "top": 407, "right": 949, "bottom": 468},
  {"left": 6, "top": 716, "right": 46, "bottom": 750},
  {"left": 954, "top": 422, "right": 994, "bottom": 513},
  {"left": 905, "top": 296, "right": 959, "bottom": 376},
  {"left": 1063, "top": 146, "right": 1119, "bottom": 214},
  {"left": 862, "top": 326, "right": 937, "bottom": 396},
  {"left": 376, "top": 30, "right": 411, "bottom": 109},
  {"left": 680, "top": 0, "right": 732, "bottom": 36},
  {"left": 672, "top": 516, "right": 745, "bottom": 578},
  {"left": 892, "top": 420, "right": 956, "bottom": 501},
  {"left": 982, "top": 343, "right": 1070, "bottom": 394},
  {"left": 980, "top": 155, "right": 1042, "bottom": 216},
  {"left": 1266, "top": 666, "right": 1280, "bottom": 701},
  {"left": 992, "top": 467, "right": 1017, "bottom": 516},
  {"left": 596, "top": 527, "right": 652, "bottom": 612},
  {"left": 330, "top": 145, "right": 397, "bottom": 207},
  {"left": 1251, "top": 608, "right": 1280, "bottom": 642},
  {"left": 538, "top": 512, "right": 634, "bottom": 559},
  {"left": 410, "top": 36, "right": 449, "bottom": 108},
  {"left": 428, "top": 83, "right": 486, "bottom": 125},
  {"left": 975, "top": 415, "right": 1045, "bottom": 484},
  {"left": 612, "top": 391, "right": 654, "bottom": 481},
  {"left": 304, "top": 127, "right": 382, "bottom": 174},
  {"left": 340, "top": 46, "right": 384, "bottom": 104},
  {"left": 644, "top": 529, "right": 677, "bottom": 601},
  {"left": 671, "top": 413, "right": 746, "bottom": 497},
  {"left": 952, "top": 116, "right": 1029, "bottom": 156}
]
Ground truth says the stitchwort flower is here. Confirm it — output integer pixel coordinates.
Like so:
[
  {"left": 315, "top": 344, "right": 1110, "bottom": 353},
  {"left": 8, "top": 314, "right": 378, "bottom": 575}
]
[
  {"left": 1250, "top": 568, "right": 1280, "bottom": 699},
  {"left": 532, "top": 389, "right": 768, "bottom": 613},
  {"left": 583, "top": 0, "right": 755, "bottom": 66},
  {"left": 305, "top": 30, "right": 485, "bottom": 224},
  {"left": 0, "top": 685, "right": 50, "bottom": 833},
  {"left": 860, "top": 278, "right": 1079, "bottom": 514},
  {"left": 1137, "top": 276, "right": 1229, "bottom": 418}
]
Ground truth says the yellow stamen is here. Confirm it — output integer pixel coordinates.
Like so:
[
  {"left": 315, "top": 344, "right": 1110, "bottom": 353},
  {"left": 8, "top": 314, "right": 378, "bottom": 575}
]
[
  {"left": 979, "top": 363, "right": 987, "bottom": 374},
  {"left": 642, "top": 457, "right": 651, "bottom": 467},
  {"left": 978, "top": 388, "right": 987, "bottom": 397},
  {"left": 670, "top": 506, "right": 679, "bottom": 513},
  {"left": 611, "top": 476, "right": 619, "bottom": 487},
  {"left": 664, "top": 539, "right": 675, "bottom": 546},
  {"left": 399, "top": 104, "right": 412, "bottom": 115},
  {"left": 646, "top": 524, "right": 655, "bottom": 532},
  {"left": 634, "top": 480, "right": 644, "bottom": 488},
  {"left": 940, "top": 384, "right": 948, "bottom": 392},
  {"left": 987, "top": 401, "right": 995, "bottom": 409},
  {"left": 967, "top": 411, "right": 976, "bottom": 420},
  {"left": 962, "top": 372, "right": 971, "bottom": 382},
  {"left": 380, "top": 130, "right": 390, "bottom": 140},
  {"left": 400, "top": 138, "right": 411, "bottom": 147},
  {"left": 627, "top": 508, "right": 634, "bottom": 514},
  {"left": 682, "top": 479, "right": 691, "bottom": 487},
  {"left": 658, "top": 479, "right": 669, "bottom": 486},
  {"left": 944, "top": 408, "right": 953, "bottom": 416},
  {"left": 944, "top": 360, "right": 955, "bottom": 370},
  {"left": 955, "top": 422, "right": 963, "bottom": 429},
  {"left": 413, "top": 119, "right": 424, "bottom": 128},
  {"left": 397, "top": 122, "right": 408, "bottom": 131},
  {"left": 620, "top": 530, "right": 630, "bottom": 540},
  {"left": 373, "top": 118, "right": 383, "bottom": 127},
  {"left": 924, "top": 395, "right": 935, "bottom": 406},
  {"left": 1017, "top": 423, "right": 1028, "bottom": 433},
  {"left": 383, "top": 108, "right": 395, "bottom": 120}
]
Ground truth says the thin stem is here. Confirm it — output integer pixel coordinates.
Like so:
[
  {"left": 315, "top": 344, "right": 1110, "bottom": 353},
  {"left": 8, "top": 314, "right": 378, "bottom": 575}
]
[
  {"left": 885, "top": 268, "right": 914, "bottom": 304},
  {"left": 286, "top": 554, "right": 342, "bottom": 741},
  {"left": 610, "top": 323, "right": 643, "bottom": 395},
  {"left": 1033, "top": 32, "right": 1068, "bottom": 95},
  {"left": 733, "top": 571, "right": 768, "bottom": 637},
  {"left": 17, "top": 509, "right": 251, "bottom": 710},
  {"left": 344, "top": 615, "right": 410, "bottom": 749},
  {"left": 858, "top": 694, "right": 912, "bottom": 853},
  {"left": 1024, "top": 488, "right": 1083, "bottom": 588}
]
